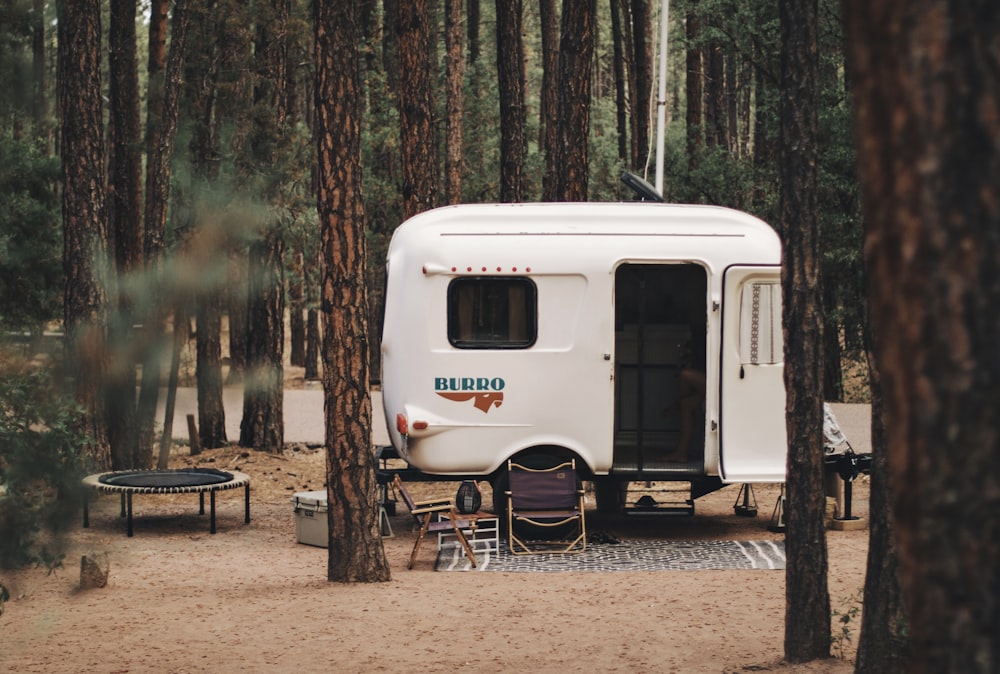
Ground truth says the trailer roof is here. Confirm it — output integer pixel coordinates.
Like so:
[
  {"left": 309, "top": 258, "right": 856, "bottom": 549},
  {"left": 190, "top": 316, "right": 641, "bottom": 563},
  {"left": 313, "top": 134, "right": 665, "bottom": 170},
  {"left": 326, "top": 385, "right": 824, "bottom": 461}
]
[{"left": 389, "top": 203, "right": 782, "bottom": 270}]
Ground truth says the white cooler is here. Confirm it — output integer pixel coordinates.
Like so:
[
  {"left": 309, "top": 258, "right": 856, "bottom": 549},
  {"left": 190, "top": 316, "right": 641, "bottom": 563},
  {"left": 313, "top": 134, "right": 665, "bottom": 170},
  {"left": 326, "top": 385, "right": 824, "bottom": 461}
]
[{"left": 292, "top": 490, "right": 329, "bottom": 547}]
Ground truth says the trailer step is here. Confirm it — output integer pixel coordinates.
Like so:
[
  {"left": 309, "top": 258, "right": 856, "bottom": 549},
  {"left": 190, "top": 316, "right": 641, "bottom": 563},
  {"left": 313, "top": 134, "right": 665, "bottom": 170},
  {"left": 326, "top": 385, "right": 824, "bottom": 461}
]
[{"left": 623, "top": 484, "right": 695, "bottom": 516}]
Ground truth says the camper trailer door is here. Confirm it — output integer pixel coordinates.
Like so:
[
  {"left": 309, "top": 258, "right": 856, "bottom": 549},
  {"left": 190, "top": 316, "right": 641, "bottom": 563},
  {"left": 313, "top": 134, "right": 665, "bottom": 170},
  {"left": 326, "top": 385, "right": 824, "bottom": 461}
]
[{"left": 718, "top": 266, "right": 787, "bottom": 482}]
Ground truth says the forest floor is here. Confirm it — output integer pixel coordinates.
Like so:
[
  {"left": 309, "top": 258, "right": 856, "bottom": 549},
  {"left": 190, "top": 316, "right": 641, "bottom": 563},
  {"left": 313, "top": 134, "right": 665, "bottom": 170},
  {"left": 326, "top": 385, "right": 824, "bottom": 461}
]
[
  {"left": 1, "top": 444, "right": 869, "bottom": 673},
  {"left": 1, "top": 365, "right": 872, "bottom": 673}
]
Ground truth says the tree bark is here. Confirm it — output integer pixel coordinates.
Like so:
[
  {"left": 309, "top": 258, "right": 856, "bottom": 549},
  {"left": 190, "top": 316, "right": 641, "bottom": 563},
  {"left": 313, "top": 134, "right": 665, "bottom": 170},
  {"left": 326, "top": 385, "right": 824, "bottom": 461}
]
[
  {"left": 289, "top": 252, "right": 306, "bottom": 367},
  {"left": 779, "top": 0, "right": 830, "bottom": 663},
  {"left": 397, "top": 0, "right": 436, "bottom": 219},
  {"left": 143, "top": 0, "right": 170, "bottom": 262},
  {"left": 57, "top": 0, "right": 112, "bottom": 470},
  {"left": 539, "top": 0, "right": 560, "bottom": 200},
  {"left": 629, "top": 0, "right": 652, "bottom": 171},
  {"left": 495, "top": 0, "right": 526, "bottom": 203},
  {"left": 444, "top": 0, "right": 464, "bottom": 205},
  {"left": 555, "top": 0, "right": 596, "bottom": 201},
  {"left": 843, "top": 2, "right": 1000, "bottom": 670},
  {"left": 382, "top": 0, "right": 399, "bottom": 96},
  {"left": 239, "top": 0, "right": 289, "bottom": 453},
  {"left": 855, "top": 310, "right": 909, "bottom": 672},
  {"left": 226, "top": 259, "right": 248, "bottom": 385},
  {"left": 304, "top": 307, "right": 320, "bottom": 381},
  {"left": 196, "top": 288, "right": 227, "bottom": 449},
  {"left": 31, "top": 0, "right": 46, "bottom": 127},
  {"left": 704, "top": 21, "right": 725, "bottom": 149},
  {"left": 239, "top": 233, "right": 285, "bottom": 452},
  {"left": 107, "top": 0, "right": 144, "bottom": 468},
  {"left": 820, "top": 290, "right": 844, "bottom": 402},
  {"left": 137, "top": 0, "right": 192, "bottom": 468},
  {"left": 610, "top": 0, "right": 629, "bottom": 165},
  {"left": 467, "top": 0, "right": 481, "bottom": 65},
  {"left": 685, "top": 2, "right": 703, "bottom": 169},
  {"left": 182, "top": 0, "right": 228, "bottom": 451},
  {"left": 314, "top": 0, "right": 391, "bottom": 583}
]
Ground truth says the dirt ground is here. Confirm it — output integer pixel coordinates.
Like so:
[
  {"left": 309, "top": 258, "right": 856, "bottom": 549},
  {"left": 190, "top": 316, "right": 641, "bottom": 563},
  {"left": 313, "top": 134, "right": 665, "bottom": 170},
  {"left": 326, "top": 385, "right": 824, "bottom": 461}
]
[{"left": 1, "top": 433, "right": 870, "bottom": 673}]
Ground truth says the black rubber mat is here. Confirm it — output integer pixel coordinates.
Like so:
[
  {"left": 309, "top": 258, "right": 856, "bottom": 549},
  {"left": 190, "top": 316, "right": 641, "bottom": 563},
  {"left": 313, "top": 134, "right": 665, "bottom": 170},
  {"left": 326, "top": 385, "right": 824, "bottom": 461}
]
[{"left": 99, "top": 468, "right": 234, "bottom": 488}]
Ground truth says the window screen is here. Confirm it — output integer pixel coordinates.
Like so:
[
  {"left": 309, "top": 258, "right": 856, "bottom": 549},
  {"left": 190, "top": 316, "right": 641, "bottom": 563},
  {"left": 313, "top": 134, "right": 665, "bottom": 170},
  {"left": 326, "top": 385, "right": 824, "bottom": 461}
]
[
  {"left": 739, "top": 281, "right": 783, "bottom": 365},
  {"left": 448, "top": 277, "right": 537, "bottom": 349}
]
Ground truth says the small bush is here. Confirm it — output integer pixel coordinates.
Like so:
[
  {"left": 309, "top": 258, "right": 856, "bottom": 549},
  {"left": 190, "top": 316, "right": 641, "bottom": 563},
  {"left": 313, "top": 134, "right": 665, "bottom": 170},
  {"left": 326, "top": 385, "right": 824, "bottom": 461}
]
[
  {"left": 831, "top": 588, "right": 864, "bottom": 659},
  {"left": 0, "top": 351, "right": 90, "bottom": 568}
]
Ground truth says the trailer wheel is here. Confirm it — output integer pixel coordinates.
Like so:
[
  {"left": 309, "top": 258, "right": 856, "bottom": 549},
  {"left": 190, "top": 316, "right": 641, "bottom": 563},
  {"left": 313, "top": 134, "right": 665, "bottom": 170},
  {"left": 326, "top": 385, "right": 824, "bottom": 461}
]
[
  {"left": 491, "top": 469, "right": 510, "bottom": 521},
  {"left": 594, "top": 477, "right": 627, "bottom": 513}
]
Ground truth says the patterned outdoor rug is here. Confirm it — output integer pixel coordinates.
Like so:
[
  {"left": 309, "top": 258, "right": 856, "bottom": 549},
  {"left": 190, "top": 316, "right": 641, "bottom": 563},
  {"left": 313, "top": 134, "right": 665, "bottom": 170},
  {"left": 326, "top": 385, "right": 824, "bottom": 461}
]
[{"left": 434, "top": 538, "right": 786, "bottom": 572}]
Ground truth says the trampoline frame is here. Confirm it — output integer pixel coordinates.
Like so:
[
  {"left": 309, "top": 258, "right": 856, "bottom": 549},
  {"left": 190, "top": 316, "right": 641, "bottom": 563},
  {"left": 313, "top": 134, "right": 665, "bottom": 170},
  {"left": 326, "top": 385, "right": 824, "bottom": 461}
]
[{"left": 82, "top": 468, "right": 251, "bottom": 537}]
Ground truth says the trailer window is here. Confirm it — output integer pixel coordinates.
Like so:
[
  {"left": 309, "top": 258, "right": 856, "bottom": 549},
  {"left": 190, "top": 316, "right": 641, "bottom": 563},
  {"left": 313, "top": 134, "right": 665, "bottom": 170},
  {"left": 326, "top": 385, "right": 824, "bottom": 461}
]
[
  {"left": 739, "top": 281, "right": 783, "bottom": 365},
  {"left": 448, "top": 278, "right": 537, "bottom": 348}
]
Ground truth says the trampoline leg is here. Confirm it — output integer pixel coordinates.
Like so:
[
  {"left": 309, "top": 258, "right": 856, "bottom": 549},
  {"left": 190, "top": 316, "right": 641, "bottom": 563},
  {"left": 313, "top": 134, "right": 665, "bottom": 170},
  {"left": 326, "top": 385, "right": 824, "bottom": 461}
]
[
  {"left": 244, "top": 484, "right": 251, "bottom": 524},
  {"left": 83, "top": 493, "right": 90, "bottom": 528},
  {"left": 210, "top": 490, "right": 217, "bottom": 534},
  {"left": 126, "top": 492, "right": 134, "bottom": 537},
  {"left": 120, "top": 493, "right": 127, "bottom": 518},
  {"left": 199, "top": 492, "right": 205, "bottom": 515}
]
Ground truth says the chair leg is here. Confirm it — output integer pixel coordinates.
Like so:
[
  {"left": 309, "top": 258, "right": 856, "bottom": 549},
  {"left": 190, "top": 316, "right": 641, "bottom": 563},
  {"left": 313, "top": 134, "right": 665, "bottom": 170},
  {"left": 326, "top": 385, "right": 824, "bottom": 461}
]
[
  {"left": 451, "top": 523, "right": 478, "bottom": 568},
  {"left": 408, "top": 515, "right": 432, "bottom": 569}
]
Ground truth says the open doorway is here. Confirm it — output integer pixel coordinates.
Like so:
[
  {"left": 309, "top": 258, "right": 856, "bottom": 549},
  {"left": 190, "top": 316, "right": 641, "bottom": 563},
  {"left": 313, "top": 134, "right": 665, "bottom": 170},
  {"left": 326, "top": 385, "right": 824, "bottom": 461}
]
[{"left": 613, "top": 263, "right": 707, "bottom": 472}]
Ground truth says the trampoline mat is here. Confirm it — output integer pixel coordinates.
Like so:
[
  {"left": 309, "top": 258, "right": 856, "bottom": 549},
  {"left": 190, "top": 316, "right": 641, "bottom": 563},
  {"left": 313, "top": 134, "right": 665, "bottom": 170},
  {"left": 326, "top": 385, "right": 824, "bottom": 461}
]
[{"left": 99, "top": 468, "right": 235, "bottom": 489}]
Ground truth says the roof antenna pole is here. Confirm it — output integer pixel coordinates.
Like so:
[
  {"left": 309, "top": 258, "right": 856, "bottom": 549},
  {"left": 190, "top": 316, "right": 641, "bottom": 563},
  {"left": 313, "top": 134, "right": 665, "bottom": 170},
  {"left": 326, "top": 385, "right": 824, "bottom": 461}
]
[{"left": 654, "top": 0, "right": 670, "bottom": 196}]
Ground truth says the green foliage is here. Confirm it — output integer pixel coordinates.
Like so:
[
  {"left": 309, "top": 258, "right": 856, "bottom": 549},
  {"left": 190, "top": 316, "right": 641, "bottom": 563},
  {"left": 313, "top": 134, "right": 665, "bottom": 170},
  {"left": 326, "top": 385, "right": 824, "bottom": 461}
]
[
  {"left": 0, "top": 353, "right": 91, "bottom": 569},
  {"left": 588, "top": 96, "right": 629, "bottom": 202},
  {"left": 831, "top": 588, "right": 864, "bottom": 659},
  {"left": 0, "top": 129, "right": 62, "bottom": 334}
]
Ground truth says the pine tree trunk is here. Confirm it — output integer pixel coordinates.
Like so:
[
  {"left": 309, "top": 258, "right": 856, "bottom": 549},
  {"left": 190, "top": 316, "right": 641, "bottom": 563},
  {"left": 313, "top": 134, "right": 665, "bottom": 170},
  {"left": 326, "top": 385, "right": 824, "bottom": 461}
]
[
  {"left": 855, "top": 315, "right": 909, "bottom": 671},
  {"left": 304, "top": 308, "right": 320, "bottom": 381},
  {"left": 705, "top": 22, "right": 725, "bottom": 149},
  {"left": 397, "top": 0, "right": 436, "bottom": 219},
  {"left": 134, "top": 0, "right": 170, "bottom": 465},
  {"left": 629, "top": 0, "right": 652, "bottom": 171},
  {"left": 137, "top": 0, "right": 191, "bottom": 468},
  {"left": 239, "top": 0, "right": 288, "bottom": 454},
  {"left": 779, "top": 0, "right": 829, "bottom": 662},
  {"left": 107, "top": 0, "right": 143, "bottom": 468},
  {"left": 844, "top": 2, "right": 1000, "bottom": 670},
  {"left": 182, "top": 0, "right": 228, "bottom": 452},
  {"left": 821, "top": 282, "right": 843, "bottom": 401},
  {"left": 444, "top": 0, "right": 464, "bottom": 204},
  {"left": 226, "top": 262, "right": 248, "bottom": 385},
  {"left": 289, "top": 252, "right": 306, "bottom": 367},
  {"left": 57, "top": 0, "right": 112, "bottom": 470},
  {"left": 467, "top": 0, "right": 481, "bottom": 65},
  {"left": 31, "top": 0, "right": 46, "bottom": 126},
  {"left": 240, "top": 234, "right": 285, "bottom": 453},
  {"left": 610, "top": 0, "right": 629, "bottom": 165},
  {"left": 556, "top": 0, "right": 596, "bottom": 201},
  {"left": 315, "top": 0, "right": 391, "bottom": 583},
  {"left": 685, "top": 3, "right": 703, "bottom": 169},
  {"left": 539, "top": 0, "right": 559, "bottom": 200},
  {"left": 495, "top": 0, "right": 525, "bottom": 203},
  {"left": 197, "top": 290, "right": 227, "bottom": 449}
]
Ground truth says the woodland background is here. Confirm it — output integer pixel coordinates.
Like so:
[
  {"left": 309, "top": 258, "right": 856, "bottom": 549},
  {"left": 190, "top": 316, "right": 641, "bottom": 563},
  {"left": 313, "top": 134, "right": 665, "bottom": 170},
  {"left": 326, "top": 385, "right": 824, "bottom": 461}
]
[
  {"left": 1, "top": 0, "right": 866, "bottom": 449},
  {"left": 6, "top": 2, "right": 999, "bottom": 670}
]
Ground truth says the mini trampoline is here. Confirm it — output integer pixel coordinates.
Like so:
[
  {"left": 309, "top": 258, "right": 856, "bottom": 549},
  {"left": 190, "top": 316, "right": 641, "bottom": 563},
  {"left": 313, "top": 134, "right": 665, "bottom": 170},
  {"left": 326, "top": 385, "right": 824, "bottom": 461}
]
[{"left": 82, "top": 468, "right": 251, "bottom": 537}]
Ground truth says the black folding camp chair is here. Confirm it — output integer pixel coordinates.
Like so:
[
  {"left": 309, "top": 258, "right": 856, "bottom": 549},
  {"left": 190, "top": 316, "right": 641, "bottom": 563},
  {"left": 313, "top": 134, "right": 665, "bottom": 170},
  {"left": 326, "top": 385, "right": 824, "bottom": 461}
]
[{"left": 506, "top": 459, "right": 586, "bottom": 555}]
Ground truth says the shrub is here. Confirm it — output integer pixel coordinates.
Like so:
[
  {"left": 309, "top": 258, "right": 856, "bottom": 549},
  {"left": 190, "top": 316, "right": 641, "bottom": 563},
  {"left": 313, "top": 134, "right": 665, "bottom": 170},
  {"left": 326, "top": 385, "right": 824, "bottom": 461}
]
[{"left": 0, "top": 351, "right": 90, "bottom": 568}]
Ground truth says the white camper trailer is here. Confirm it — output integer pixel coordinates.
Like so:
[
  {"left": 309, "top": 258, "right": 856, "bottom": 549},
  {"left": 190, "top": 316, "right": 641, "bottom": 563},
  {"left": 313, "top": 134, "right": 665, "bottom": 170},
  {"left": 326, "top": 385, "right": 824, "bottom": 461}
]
[{"left": 380, "top": 202, "right": 787, "bottom": 514}]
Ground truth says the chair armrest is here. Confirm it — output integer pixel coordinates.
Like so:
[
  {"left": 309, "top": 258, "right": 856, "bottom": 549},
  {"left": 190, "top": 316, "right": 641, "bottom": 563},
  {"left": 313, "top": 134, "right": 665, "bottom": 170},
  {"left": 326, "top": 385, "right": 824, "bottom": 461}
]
[
  {"left": 411, "top": 502, "right": 455, "bottom": 516},
  {"left": 413, "top": 496, "right": 455, "bottom": 508}
]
